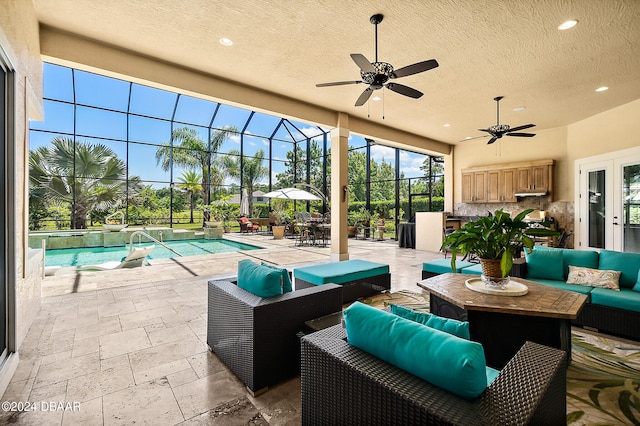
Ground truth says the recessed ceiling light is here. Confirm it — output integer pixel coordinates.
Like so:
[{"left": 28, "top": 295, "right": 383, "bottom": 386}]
[
  {"left": 513, "top": 106, "right": 526, "bottom": 112},
  {"left": 464, "top": 136, "right": 472, "bottom": 140},
  {"left": 595, "top": 86, "right": 609, "bottom": 92},
  {"left": 558, "top": 20, "right": 578, "bottom": 30},
  {"left": 372, "top": 96, "right": 381, "bottom": 101},
  {"left": 443, "top": 124, "right": 450, "bottom": 127},
  {"left": 219, "top": 37, "right": 233, "bottom": 46}
]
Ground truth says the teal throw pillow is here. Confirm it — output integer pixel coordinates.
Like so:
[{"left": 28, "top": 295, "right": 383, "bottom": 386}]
[
  {"left": 633, "top": 270, "right": 640, "bottom": 293},
  {"left": 344, "top": 302, "right": 488, "bottom": 400},
  {"left": 389, "top": 304, "right": 470, "bottom": 339},
  {"left": 237, "top": 259, "right": 283, "bottom": 298},
  {"left": 525, "top": 247, "right": 564, "bottom": 281},
  {"left": 261, "top": 262, "right": 293, "bottom": 293}
]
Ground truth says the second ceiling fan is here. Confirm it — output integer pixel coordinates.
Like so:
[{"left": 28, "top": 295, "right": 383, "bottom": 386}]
[
  {"left": 316, "top": 14, "right": 439, "bottom": 107},
  {"left": 475, "top": 96, "right": 537, "bottom": 144}
]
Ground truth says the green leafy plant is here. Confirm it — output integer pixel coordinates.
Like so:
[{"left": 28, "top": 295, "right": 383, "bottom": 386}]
[{"left": 442, "top": 209, "right": 560, "bottom": 277}]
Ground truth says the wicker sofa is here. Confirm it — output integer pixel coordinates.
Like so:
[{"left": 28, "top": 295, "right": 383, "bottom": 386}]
[
  {"left": 207, "top": 279, "right": 342, "bottom": 394},
  {"left": 301, "top": 324, "right": 567, "bottom": 426},
  {"left": 515, "top": 248, "right": 640, "bottom": 341}
]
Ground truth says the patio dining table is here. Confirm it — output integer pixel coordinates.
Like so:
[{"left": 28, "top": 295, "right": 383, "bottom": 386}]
[{"left": 297, "top": 222, "right": 330, "bottom": 247}]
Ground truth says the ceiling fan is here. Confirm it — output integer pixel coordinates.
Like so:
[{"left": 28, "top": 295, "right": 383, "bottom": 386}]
[
  {"left": 472, "top": 96, "right": 536, "bottom": 144},
  {"left": 316, "top": 14, "right": 439, "bottom": 107}
]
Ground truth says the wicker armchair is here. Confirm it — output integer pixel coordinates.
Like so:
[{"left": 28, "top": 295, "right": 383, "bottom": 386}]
[
  {"left": 301, "top": 325, "right": 567, "bottom": 425},
  {"left": 207, "top": 280, "right": 342, "bottom": 395}
]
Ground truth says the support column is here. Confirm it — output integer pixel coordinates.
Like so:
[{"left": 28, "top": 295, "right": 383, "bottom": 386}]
[{"left": 330, "top": 115, "right": 349, "bottom": 261}]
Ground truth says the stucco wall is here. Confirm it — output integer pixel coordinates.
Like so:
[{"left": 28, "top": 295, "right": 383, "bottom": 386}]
[
  {"left": 0, "top": 0, "right": 44, "bottom": 351},
  {"left": 453, "top": 98, "right": 640, "bottom": 206}
]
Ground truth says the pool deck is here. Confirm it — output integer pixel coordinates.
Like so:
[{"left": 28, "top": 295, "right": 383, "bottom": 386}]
[{"left": 41, "top": 233, "right": 444, "bottom": 298}]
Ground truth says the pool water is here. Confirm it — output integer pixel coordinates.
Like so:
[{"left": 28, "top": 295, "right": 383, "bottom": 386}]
[{"left": 45, "top": 239, "right": 261, "bottom": 267}]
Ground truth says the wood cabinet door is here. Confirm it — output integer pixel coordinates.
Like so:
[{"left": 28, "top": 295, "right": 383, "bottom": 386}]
[
  {"left": 501, "top": 168, "right": 517, "bottom": 202},
  {"left": 461, "top": 172, "right": 474, "bottom": 203},
  {"left": 516, "top": 167, "right": 532, "bottom": 192},
  {"left": 486, "top": 170, "right": 501, "bottom": 202},
  {"left": 473, "top": 171, "right": 487, "bottom": 202},
  {"left": 531, "top": 165, "right": 549, "bottom": 191}
]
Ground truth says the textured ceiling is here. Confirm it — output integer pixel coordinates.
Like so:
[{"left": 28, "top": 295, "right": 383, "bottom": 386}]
[{"left": 33, "top": 0, "right": 640, "bottom": 145}]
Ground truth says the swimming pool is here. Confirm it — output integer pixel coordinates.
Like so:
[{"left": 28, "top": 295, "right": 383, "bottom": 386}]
[{"left": 44, "top": 239, "right": 261, "bottom": 267}]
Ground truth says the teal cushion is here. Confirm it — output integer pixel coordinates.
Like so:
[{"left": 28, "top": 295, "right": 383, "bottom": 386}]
[
  {"left": 526, "top": 278, "right": 593, "bottom": 301},
  {"left": 422, "top": 259, "right": 475, "bottom": 274},
  {"left": 562, "top": 250, "right": 599, "bottom": 279},
  {"left": 461, "top": 263, "right": 483, "bottom": 275},
  {"left": 598, "top": 250, "right": 640, "bottom": 289},
  {"left": 344, "top": 302, "right": 488, "bottom": 400},
  {"left": 293, "top": 260, "right": 389, "bottom": 285},
  {"left": 237, "top": 259, "right": 283, "bottom": 298},
  {"left": 486, "top": 367, "right": 500, "bottom": 386},
  {"left": 633, "top": 270, "right": 640, "bottom": 292},
  {"left": 261, "top": 262, "right": 292, "bottom": 293},
  {"left": 390, "top": 304, "right": 470, "bottom": 339},
  {"left": 525, "top": 247, "right": 564, "bottom": 281},
  {"left": 590, "top": 288, "right": 640, "bottom": 313}
]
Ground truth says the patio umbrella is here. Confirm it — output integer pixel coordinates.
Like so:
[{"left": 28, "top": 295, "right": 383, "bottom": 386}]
[
  {"left": 263, "top": 187, "right": 322, "bottom": 201},
  {"left": 240, "top": 188, "right": 250, "bottom": 216}
]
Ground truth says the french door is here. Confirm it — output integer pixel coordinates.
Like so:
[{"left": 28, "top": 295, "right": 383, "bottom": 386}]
[{"left": 576, "top": 147, "right": 640, "bottom": 252}]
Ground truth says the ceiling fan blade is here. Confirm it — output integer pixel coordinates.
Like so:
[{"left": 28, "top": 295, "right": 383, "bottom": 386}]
[
  {"left": 355, "top": 88, "right": 374, "bottom": 106},
  {"left": 350, "top": 53, "right": 376, "bottom": 73},
  {"left": 316, "top": 80, "right": 363, "bottom": 87},
  {"left": 506, "top": 133, "right": 536, "bottom": 137},
  {"left": 478, "top": 128, "right": 494, "bottom": 134},
  {"left": 391, "top": 59, "right": 439, "bottom": 79},
  {"left": 487, "top": 137, "right": 499, "bottom": 145},
  {"left": 459, "top": 135, "right": 489, "bottom": 142},
  {"left": 385, "top": 83, "right": 423, "bottom": 99},
  {"left": 508, "top": 123, "right": 536, "bottom": 132}
]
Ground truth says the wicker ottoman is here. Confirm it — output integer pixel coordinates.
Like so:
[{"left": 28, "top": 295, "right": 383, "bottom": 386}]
[{"left": 294, "top": 260, "right": 390, "bottom": 303}]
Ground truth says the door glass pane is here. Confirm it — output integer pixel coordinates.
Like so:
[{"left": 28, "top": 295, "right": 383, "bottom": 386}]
[
  {"left": 623, "top": 164, "right": 640, "bottom": 253},
  {"left": 588, "top": 170, "right": 606, "bottom": 248}
]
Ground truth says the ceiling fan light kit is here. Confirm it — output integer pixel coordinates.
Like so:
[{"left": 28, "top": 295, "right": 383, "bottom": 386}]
[{"left": 316, "top": 14, "right": 439, "bottom": 107}]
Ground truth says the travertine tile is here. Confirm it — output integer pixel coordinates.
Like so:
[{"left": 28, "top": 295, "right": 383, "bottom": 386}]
[
  {"left": 29, "top": 380, "right": 67, "bottom": 402},
  {"left": 133, "top": 358, "right": 191, "bottom": 385},
  {"left": 166, "top": 368, "right": 199, "bottom": 389},
  {"left": 186, "top": 351, "right": 228, "bottom": 379},
  {"left": 101, "top": 354, "right": 130, "bottom": 372},
  {"left": 66, "top": 367, "right": 135, "bottom": 403},
  {"left": 118, "top": 306, "right": 176, "bottom": 331},
  {"left": 72, "top": 336, "right": 99, "bottom": 358},
  {"left": 172, "top": 371, "right": 246, "bottom": 420},
  {"left": 98, "top": 300, "right": 136, "bottom": 319},
  {"left": 102, "top": 379, "right": 184, "bottom": 425},
  {"left": 178, "top": 397, "right": 267, "bottom": 425},
  {"left": 99, "top": 328, "right": 151, "bottom": 360},
  {"left": 128, "top": 336, "right": 206, "bottom": 373},
  {"left": 61, "top": 396, "right": 103, "bottom": 426},
  {"left": 147, "top": 324, "right": 196, "bottom": 347},
  {"left": 33, "top": 352, "right": 101, "bottom": 389},
  {"left": 74, "top": 316, "right": 122, "bottom": 342},
  {"left": 133, "top": 298, "right": 170, "bottom": 312}
]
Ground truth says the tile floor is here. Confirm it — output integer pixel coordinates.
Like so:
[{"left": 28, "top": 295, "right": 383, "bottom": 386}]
[{"left": 1, "top": 234, "right": 443, "bottom": 425}]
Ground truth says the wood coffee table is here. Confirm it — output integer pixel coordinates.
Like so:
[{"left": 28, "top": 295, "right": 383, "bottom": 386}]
[{"left": 418, "top": 273, "right": 587, "bottom": 369}]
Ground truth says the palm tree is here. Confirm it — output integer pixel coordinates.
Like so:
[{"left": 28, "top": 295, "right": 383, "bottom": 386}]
[
  {"left": 155, "top": 126, "right": 238, "bottom": 225},
  {"left": 224, "top": 149, "right": 269, "bottom": 215},
  {"left": 177, "top": 170, "right": 202, "bottom": 223},
  {"left": 29, "top": 137, "right": 135, "bottom": 229}
]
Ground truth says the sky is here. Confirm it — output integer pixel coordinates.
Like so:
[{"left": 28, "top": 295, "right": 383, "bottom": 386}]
[{"left": 29, "top": 63, "right": 430, "bottom": 189}]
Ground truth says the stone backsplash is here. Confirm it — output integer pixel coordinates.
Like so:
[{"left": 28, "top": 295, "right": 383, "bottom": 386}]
[{"left": 453, "top": 199, "right": 575, "bottom": 248}]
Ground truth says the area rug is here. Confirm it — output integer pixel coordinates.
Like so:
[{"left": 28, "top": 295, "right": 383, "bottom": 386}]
[{"left": 360, "top": 291, "right": 640, "bottom": 425}]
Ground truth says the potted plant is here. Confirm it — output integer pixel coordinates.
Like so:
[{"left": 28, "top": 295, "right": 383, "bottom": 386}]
[
  {"left": 442, "top": 209, "right": 560, "bottom": 288},
  {"left": 271, "top": 209, "right": 289, "bottom": 240}
]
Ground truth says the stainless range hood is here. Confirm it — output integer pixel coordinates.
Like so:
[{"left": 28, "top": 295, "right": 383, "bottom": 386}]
[{"left": 515, "top": 191, "right": 547, "bottom": 197}]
